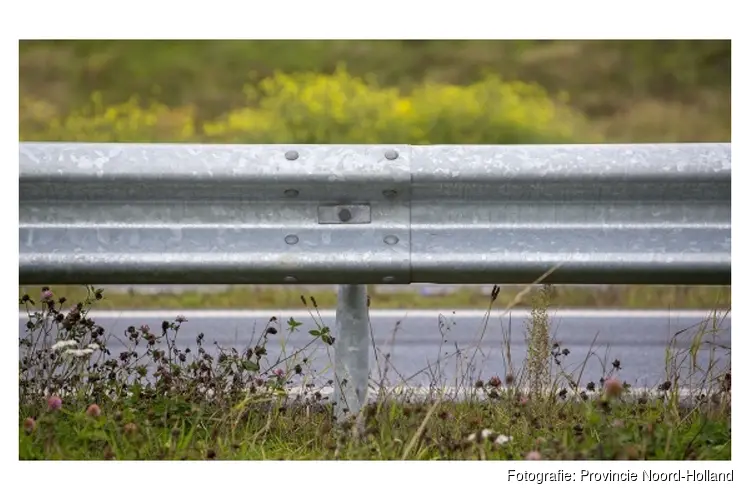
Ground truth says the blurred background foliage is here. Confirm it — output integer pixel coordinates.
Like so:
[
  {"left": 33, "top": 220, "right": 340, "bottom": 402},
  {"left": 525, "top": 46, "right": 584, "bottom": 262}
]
[{"left": 19, "top": 40, "right": 730, "bottom": 144}]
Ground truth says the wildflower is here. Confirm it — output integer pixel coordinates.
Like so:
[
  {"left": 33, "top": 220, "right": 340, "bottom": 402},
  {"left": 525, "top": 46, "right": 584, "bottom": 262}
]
[
  {"left": 175, "top": 315, "right": 187, "bottom": 323},
  {"left": 519, "top": 396, "right": 529, "bottom": 406},
  {"left": 526, "top": 450, "right": 542, "bottom": 460},
  {"left": 494, "top": 434, "right": 513, "bottom": 445},
  {"left": 603, "top": 377, "right": 624, "bottom": 399},
  {"left": 51, "top": 339, "right": 77, "bottom": 351},
  {"left": 63, "top": 348, "right": 95, "bottom": 358},
  {"left": 273, "top": 368, "right": 285, "bottom": 378},
  {"left": 23, "top": 417, "right": 36, "bottom": 434},
  {"left": 41, "top": 287, "right": 53, "bottom": 300},
  {"left": 123, "top": 422, "right": 138, "bottom": 435},
  {"left": 488, "top": 376, "right": 502, "bottom": 388},
  {"left": 86, "top": 404, "right": 101, "bottom": 418},
  {"left": 467, "top": 429, "right": 495, "bottom": 443},
  {"left": 47, "top": 395, "right": 62, "bottom": 411}
]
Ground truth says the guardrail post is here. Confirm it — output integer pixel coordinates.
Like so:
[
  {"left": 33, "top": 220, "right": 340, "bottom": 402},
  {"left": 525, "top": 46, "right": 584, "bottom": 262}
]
[{"left": 334, "top": 284, "right": 370, "bottom": 419}]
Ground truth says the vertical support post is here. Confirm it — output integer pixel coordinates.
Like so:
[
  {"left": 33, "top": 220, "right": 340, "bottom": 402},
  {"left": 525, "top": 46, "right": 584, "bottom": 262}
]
[{"left": 334, "top": 284, "right": 370, "bottom": 419}]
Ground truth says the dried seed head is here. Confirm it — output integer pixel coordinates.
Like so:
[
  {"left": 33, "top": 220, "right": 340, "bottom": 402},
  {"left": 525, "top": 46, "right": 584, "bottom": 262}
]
[{"left": 722, "top": 372, "right": 731, "bottom": 392}]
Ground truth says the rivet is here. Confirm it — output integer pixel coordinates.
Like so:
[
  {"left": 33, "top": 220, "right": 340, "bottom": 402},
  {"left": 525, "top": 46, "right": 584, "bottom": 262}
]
[
  {"left": 285, "top": 234, "right": 299, "bottom": 245},
  {"left": 385, "top": 149, "right": 399, "bottom": 161},
  {"left": 338, "top": 208, "right": 352, "bottom": 222},
  {"left": 383, "top": 235, "right": 399, "bottom": 245},
  {"left": 382, "top": 276, "right": 395, "bottom": 283},
  {"left": 382, "top": 189, "right": 398, "bottom": 199},
  {"left": 284, "top": 189, "right": 299, "bottom": 198},
  {"left": 283, "top": 276, "right": 298, "bottom": 283},
  {"left": 285, "top": 150, "right": 299, "bottom": 161}
]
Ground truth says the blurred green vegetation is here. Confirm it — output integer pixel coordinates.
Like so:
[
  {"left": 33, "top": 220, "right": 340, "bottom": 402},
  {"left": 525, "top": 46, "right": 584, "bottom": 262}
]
[
  {"left": 18, "top": 284, "right": 731, "bottom": 311},
  {"left": 19, "top": 40, "right": 730, "bottom": 143}
]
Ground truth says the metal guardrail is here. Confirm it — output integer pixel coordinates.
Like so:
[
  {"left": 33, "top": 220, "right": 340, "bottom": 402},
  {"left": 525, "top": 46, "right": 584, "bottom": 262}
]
[{"left": 18, "top": 141, "right": 732, "bottom": 416}]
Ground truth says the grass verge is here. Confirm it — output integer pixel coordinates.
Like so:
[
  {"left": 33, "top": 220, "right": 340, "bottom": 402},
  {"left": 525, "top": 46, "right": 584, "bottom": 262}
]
[
  {"left": 19, "top": 285, "right": 731, "bottom": 460},
  {"left": 17, "top": 284, "right": 732, "bottom": 311}
]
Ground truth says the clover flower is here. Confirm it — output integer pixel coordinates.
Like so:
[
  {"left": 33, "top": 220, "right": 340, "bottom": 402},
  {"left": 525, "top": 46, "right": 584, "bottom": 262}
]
[{"left": 47, "top": 395, "right": 62, "bottom": 411}]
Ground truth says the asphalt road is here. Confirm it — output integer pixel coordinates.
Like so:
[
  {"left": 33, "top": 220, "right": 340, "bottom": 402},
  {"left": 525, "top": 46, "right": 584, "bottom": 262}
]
[{"left": 19, "top": 308, "right": 731, "bottom": 390}]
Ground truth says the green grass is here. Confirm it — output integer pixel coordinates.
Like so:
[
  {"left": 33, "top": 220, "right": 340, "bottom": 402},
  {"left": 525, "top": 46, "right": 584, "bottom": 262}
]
[
  {"left": 18, "top": 284, "right": 732, "bottom": 311},
  {"left": 18, "top": 393, "right": 732, "bottom": 460},
  {"left": 19, "top": 285, "right": 731, "bottom": 460}
]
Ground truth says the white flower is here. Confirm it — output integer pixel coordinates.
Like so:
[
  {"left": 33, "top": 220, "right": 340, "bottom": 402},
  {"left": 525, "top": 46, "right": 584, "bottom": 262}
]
[
  {"left": 494, "top": 434, "right": 513, "bottom": 445},
  {"left": 51, "top": 340, "right": 77, "bottom": 351},
  {"left": 467, "top": 429, "right": 496, "bottom": 443},
  {"left": 62, "top": 348, "right": 95, "bottom": 358}
]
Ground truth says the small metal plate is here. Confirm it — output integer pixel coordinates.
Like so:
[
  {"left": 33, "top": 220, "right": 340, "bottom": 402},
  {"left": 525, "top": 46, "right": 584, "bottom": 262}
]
[{"left": 317, "top": 204, "right": 372, "bottom": 224}]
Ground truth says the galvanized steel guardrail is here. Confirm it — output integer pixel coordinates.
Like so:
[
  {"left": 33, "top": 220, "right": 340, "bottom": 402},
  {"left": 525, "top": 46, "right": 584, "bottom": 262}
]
[{"left": 18, "top": 141, "right": 732, "bottom": 415}]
